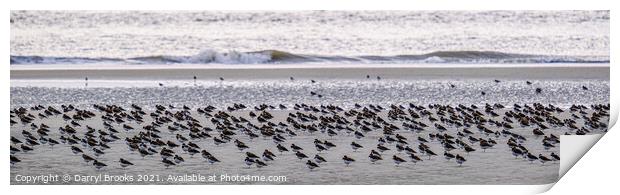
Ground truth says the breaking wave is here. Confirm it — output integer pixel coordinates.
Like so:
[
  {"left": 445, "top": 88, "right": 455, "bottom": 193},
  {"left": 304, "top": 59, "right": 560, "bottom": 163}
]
[{"left": 10, "top": 50, "right": 610, "bottom": 65}]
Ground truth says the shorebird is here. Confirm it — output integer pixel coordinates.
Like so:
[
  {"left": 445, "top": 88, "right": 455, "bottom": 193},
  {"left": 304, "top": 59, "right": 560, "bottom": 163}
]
[
  {"left": 550, "top": 152, "right": 560, "bottom": 161},
  {"left": 342, "top": 155, "right": 355, "bottom": 166},
  {"left": 351, "top": 142, "right": 363, "bottom": 151},
  {"left": 93, "top": 160, "right": 107, "bottom": 170},
  {"left": 464, "top": 145, "right": 476, "bottom": 154},
  {"left": 188, "top": 148, "right": 200, "bottom": 157},
  {"left": 306, "top": 160, "right": 319, "bottom": 170},
  {"left": 11, "top": 136, "right": 22, "bottom": 145},
  {"left": 424, "top": 148, "right": 437, "bottom": 159},
  {"left": 295, "top": 151, "right": 309, "bottom": 160},
  {"left": 174, "top": 155, "right": 185, "bottom": 164},
  {"left": 206, "top": 155, "right": 220, "bottom": 164},
  {"left": 93, "top": 148, "right": 105, "bottom": 157},
  {"left": 409, "top": 153, "right": 423, "bottom": 164},
  {"left": 119, "top": 158, "right": 134, "bottom": 168},
  {"left": 244, "top": 157, "right": 255, "bottom": 167},
  {"left": 262, "top": 150, "right": 276, "bottom": 162},
  {"left": 404, "top": 146, "right": 417, "bottom": 154},
  {"left": 377, "top": 144, "right": 390, "bottom": 153},
  {"left": 314, "top": 154, "right": 327, "bottom": 164},
  {"left": 201, "top": 150, "right": 213, "bottom": 160},
  {"left": 10, "top": 146, "right": 20, "bottom": 154},
  {"left": 539, "top": 154, "right": 552, "bottom": 164},
  {"left": 213, "top": 137, "right": 226, "bottom": 146},
  {"left": 255, "top": 159, "right": 268, "bottom": 168},
  {"left": 479, "top": 140, "right": 493, "bottom": 152},
  {"left": 245, "top": 152, "right": 260, "bottom": 159},
  {"left": 276, "top": 144, "right": 289, "bottom": 153},
  {"left": 82, "top": 154, "right": 95, "bottom": 164},
  {"left": 526, "top": 153, "right": 538, "bottom": 163},
  {"left": 235, "top": 139, "right": 249, "bottom": 151},
  {"left": 392, "top": 155, "right": 406, "bottom": 166},
  {"left": 162, "top": 158, "right": 176, "bottom": 168},
  {"left": 354, "top": 131, "right": 365, "bottom": 139},
  {"left": 10, "top": 155, "right": 21, "bottom": 165},
  {"left": 368, "top": 153, "right": 383, "bottom": 163},
  {"left": 71, "top": 146, "right": 83, "bottom": 154},
  {"left": 455, "top": 154, "right": 466, "bottom": 166},
  {"left": 511, "top": 147, "right": 524, "bottom": 158},
  {"left": 444, "top": 151, "right": 455, "bottom": 161},
  {"left": 20, "top": 144, "right": 33, "bottom": 153},
  {"left": 291, "top": 144, "right": 303, "bottom": 152},
  {"left": 315, "top": 143, "right": 327, "bottom": 152}
]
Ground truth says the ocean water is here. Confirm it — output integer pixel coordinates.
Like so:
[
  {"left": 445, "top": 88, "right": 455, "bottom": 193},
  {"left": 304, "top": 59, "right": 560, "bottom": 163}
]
[{"left": 10, "top": 10, "right": 609, "bottom": 64}]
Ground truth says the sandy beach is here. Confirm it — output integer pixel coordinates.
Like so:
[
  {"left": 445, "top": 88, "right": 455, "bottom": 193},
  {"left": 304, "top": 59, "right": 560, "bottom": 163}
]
[{"left": 10, "top": 64, "right": 610, "bottom": 80}]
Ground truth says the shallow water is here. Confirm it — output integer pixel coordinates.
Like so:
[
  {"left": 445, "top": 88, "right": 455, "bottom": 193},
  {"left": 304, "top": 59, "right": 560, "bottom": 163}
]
[
  {"left": 10, "top": 78, "right": 609, "bottom": 185},
  {"left": 11, "top": 109, "right": 571, "bottom": 185},
  {"left": 10, "top": 79, "right": 609, "bottom": 109}
]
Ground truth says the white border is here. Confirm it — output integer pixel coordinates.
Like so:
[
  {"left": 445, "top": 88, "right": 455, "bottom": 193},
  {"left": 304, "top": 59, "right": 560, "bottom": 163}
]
[{"left": 4, "top": 1, "right": 618, "bottom": 195}]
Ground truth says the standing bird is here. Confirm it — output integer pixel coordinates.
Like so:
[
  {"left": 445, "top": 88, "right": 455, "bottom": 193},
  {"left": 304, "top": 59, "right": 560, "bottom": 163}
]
[
  {"left": 93, "top": 160, "right": 107, "bottom": 170},
  {"left": 351, "top": 142, "right": 363, "bottom": 151},
  {"left": 444, "top": 151, "right": 455, "bottom": 161},
  {"left": 550, "top": 152, "right": 560, "bottom": 161},
  {"left": 10, "top": 155, "right": 21, "bottom": 165},
  {"left": 409, "top": 153, "right": 423, "bottom": 164},
  {"left": 162, "top": 158, "right": 176, "bottom": 168},
  {"left": 255, "top": 159, "right": 268, "bottom": 168},
  {"left": 455, "top": 154, "right": 466, "bottom": 166},
  {"left": 276, "top": 144, "right": 289, "bottom": 153},
  {"left": 71, "top": 146, "right": 83, "bottom": 155},
  {"left": 295, "top": 151, "right": 309, "bottom": 160},
  {"left": 119, "top": 158, "right": 134, "bottom": 168},
  {"left": 539, "top": 154, "right": 552, "bottom": 164},
  {"left": 244, "top": 157, "right": 255, "bottom": 167},
  {"left": 306, "top": 160, "right": 319, "bottom": 170},
  {"left": 82, "top": 154, "right": 95, "bottom": 164},
  {"left": 342, "top": 155, "right": 355, "bottom": 166},
  {"left": 235, "top": 140, "right": 250, "bottom": 151},
  {"left": 314, "top": 154, "right": 327, "bottom": 164},
  {"left": 392, "top": 155, "right": 406, "bottom": 166}
]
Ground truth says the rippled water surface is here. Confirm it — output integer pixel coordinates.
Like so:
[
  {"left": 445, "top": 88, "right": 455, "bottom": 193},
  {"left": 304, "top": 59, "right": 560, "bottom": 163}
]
[{"left": 10, "top": 79, "right": 609, "bottom": 109}]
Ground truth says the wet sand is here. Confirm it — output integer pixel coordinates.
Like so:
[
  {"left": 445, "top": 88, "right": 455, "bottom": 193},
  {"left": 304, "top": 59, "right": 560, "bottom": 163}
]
[{"left": 10, "top": 64, "right": 610, "bottom": 80}]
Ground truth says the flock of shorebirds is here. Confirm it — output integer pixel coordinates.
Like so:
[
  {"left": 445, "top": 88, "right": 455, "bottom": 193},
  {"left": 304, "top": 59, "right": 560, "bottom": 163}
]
[{"left": 10, "top": 78, "right": 609, "bottom": 171}]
